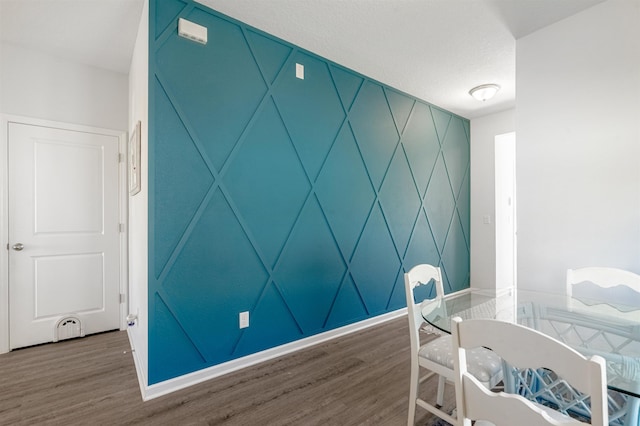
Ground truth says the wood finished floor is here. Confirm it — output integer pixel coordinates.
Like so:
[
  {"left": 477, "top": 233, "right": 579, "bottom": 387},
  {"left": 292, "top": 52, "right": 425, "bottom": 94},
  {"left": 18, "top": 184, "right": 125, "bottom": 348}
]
[{"left": 0, "top": 317, "right": 454, "bottom": 425}]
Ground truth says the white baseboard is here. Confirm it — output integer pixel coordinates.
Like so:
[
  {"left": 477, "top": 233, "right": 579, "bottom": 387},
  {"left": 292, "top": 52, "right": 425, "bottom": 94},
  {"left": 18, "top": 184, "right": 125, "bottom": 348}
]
[
  {"left": 127, "top": 328, "right": 150, "bottom": 401},
  {"left": 139, "top": 308, "right": 407, "bottom": 401}
]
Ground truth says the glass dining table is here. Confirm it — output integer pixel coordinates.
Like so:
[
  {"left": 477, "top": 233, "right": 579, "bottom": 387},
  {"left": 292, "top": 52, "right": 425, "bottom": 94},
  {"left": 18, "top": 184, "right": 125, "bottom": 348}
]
[{"left": 420, "top": 287, "right": 640, "bottom": 426}]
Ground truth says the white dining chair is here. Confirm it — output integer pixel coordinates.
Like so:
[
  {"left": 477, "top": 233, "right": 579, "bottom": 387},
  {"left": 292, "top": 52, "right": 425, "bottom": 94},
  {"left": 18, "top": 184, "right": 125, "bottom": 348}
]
[
  {"left": 567, "top": 267, "right": 640, "bottom": 314},
  {"left": 451, "top": 316, "right": 608, "bottom": 426},
  {"left": 566, "top": 267, "right": 640, "bottom": 426},
  {"left": 404, "top": 264, "right": 502, "bottom": 425}
]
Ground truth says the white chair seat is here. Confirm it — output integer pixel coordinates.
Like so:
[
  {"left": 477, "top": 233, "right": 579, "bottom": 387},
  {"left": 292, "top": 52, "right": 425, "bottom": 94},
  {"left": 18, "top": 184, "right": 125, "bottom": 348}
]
[
  {"left": 405, "top": 264, "right": 503, "bottom": 425},
  {"left": 419, "top": 335, "right": 503, "bottom": 387}
]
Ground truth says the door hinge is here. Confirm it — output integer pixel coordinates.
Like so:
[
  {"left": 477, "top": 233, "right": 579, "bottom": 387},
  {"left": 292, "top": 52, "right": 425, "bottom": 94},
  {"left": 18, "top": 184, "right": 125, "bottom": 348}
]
[
  {"left": 120, "top": 293, "right": 126, "bottom": 304},
  {"left": 118, "top": 153, "right": 125, "bottom": 163},
  {"left": 119, "top": 223, "right": 125, "bottom": 233}
]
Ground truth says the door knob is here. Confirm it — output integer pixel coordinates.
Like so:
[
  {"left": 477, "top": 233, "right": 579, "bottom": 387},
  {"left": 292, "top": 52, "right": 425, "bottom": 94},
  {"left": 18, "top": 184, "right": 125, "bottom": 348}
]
[{"left": 12, "top": 243, "right": 24, "bottom": 251}]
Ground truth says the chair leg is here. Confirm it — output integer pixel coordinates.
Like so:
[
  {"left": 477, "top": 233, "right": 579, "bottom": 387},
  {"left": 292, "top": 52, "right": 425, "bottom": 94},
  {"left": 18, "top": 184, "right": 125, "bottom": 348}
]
[
  {"left": 408, "top": 364, "right": 419, "bottom": 426},
  {"left": 436, "top": 374, "right": 446, "bottom": 407},
  {"left": 622, "top": 395, "right": 640, "bottom": 426}
]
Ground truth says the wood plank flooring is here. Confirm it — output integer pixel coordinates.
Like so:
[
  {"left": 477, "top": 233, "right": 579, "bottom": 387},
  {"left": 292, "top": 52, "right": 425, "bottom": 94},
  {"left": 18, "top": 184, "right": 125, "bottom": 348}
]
[{"left": 0, "top": 317, "right": 453, "bottom": 425}]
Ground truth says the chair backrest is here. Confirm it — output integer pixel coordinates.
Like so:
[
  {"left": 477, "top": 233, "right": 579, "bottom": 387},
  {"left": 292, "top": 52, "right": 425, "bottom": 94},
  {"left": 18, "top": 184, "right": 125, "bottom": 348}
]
[
  {"left": 566, "top": 267, "right": 640, "bottom": 321},
  {"left": 404, "top": 264, "right": 444, "bottom": 352},
  {"left": 567, "top": 267, "right": 640, "bottom": 298},
  {"left": 451, "top": 317, "right": 608, "bottom": 426}
]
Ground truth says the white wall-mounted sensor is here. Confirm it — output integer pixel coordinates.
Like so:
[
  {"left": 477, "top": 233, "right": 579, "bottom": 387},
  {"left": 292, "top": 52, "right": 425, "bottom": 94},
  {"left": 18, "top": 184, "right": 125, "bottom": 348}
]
[{"left": 178, "top": 18, "right": 207, "bottom": 45}]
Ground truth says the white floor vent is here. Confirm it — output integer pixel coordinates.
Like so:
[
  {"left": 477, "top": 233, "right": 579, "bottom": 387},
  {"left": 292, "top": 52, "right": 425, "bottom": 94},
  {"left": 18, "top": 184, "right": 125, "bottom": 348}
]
[{"left": 54, "top": 316, "right": 85, "bottom": 342}]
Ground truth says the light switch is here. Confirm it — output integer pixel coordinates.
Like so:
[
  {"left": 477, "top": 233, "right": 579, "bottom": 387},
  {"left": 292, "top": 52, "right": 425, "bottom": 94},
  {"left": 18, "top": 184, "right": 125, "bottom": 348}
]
[
  {"left": 483, "top": 215, "right": 491, "bottom": 224},
  {"left": 239, "top": 311, "right": 249, "bottom": 328},
  {"left": 296, "top": 63, "right": 304, "bottom": 80}
]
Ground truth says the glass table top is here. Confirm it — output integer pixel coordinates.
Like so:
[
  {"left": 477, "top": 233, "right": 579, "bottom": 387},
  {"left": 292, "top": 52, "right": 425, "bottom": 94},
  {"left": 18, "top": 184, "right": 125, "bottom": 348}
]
[{"left": 420, "top": 288, "right": 640, "bottom": 398}]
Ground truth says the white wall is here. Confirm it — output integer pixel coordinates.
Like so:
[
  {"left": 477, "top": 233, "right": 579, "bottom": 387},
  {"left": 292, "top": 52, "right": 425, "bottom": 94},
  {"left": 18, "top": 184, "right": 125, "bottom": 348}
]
[
  {"left": 0, "top": 43, "right": 128, "bottom": 131},
  {"left": 470, "top": 108, "right": 515, "bottom": 289},
  {"left": 127, "top": 0, "right": 149, "bottom": 394},
  {"left": 516, "top": 0, "right": 640, "bottom": 292},
  {"left": 0, "top": 27, "right": 129, "bottom": 355}
]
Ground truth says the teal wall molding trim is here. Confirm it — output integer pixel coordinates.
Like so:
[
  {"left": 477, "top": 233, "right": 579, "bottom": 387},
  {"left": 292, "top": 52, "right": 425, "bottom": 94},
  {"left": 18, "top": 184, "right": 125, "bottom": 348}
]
[{"left": 148, "top": 0, "right": 471, "bottom": 384}]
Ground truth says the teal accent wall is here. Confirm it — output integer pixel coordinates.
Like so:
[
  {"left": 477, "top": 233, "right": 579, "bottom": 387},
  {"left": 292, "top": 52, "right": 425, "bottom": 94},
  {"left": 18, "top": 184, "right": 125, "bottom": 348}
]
[{"left": 148, "top": 0, "right": 471, "bottom": 384}]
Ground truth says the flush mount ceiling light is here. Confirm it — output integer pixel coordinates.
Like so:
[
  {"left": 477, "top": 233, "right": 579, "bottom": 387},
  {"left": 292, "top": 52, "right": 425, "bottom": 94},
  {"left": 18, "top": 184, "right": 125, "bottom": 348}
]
[{"left": 469, "top": 84, "right": 500, "bottom": 101}]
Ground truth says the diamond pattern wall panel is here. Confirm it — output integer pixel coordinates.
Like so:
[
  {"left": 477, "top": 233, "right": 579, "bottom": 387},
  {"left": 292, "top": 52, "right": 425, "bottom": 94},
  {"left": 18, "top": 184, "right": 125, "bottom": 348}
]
[
  {"left": 325, "top": 275, "right": 369, "bottom": 328},
  {"left": 234, "top": 283, "right": 303, "bottom": 356},
  {"left": 315, "top": 126, "right": 375, "bottom": 260},
  {"left": 402, "top": 102, "right": 441, "bottom": 196},
  {"left": 161, "top": 190, "right": 269, "bottom": 363},
  {"left": 148, "top": 0, "right": 471, "bottom": 384},
  {"left": 405, "top": 211, "right": 441, "bottom": 270},
  {"left": 385, "top": 88, "right": 415, "bottom": 134},
  {"left": 442, "top": 117, "right": 471, "bottom": 198},
  {"left": 378, "top": 149, "right": 422, "bottom": 254},
  {"left": 457, "top": 168, "right": 472, "bottom": 247},
  {"left": 349, "top": 205, "right": 402, "bottom": 315},
  {"left": 431, "top": 107, "right": 453, "bottom": 142},
  {"left": 425, "top": 155, "right": 457, "bottom": 252},
  {"left": 149, "top": 293, "right": 206, "bottom": 383},
  {"left": 330, "top": 65, "right": 363, "bottom": 111},
  {"left": 273, "top": 52, "right": 345, "bottom": 180},
  {"left": 245, "top": 30, "right": 292, "bottom": 85},
  {"left": 274, "top": 197, "right": 346, "bottom": 334},
  {"left": 349, "top": 81, "right": 400, "bottom": 190},
  {"left": 224, "top": 100, "right": 310, "bottom": 269},
  {"left": 153, "top": 79, "right": 214, "bottom": 277},
  {"left": 388, "top": 272, "right": 410, "bottom": 310},
  {"left": 155, "top": 8, "right": 267, "bottom": 172},
  {"left": 155, "top": 0, "right": 187, "bottom": 38},
  {"left": 441, "top": 215, "right": 471, "bottom": 293}
]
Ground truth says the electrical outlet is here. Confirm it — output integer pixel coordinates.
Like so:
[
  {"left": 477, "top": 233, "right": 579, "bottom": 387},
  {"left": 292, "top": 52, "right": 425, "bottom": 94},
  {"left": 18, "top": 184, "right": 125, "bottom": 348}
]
[
  {"left": 296, "top": 63, "right": 304, "bottom": 79},
  {"left": 239, "top": 311, "right": 249, "bottom": 329}
]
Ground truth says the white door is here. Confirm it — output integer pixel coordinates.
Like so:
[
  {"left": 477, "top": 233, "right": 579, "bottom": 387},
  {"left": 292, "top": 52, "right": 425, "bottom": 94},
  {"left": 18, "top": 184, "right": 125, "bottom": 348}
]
[
  {"left": 495, "top": 132, "right": 517, "bottom": 289},
  {"left": 8, "top": 123, "right": 120, "bottom": 349}
]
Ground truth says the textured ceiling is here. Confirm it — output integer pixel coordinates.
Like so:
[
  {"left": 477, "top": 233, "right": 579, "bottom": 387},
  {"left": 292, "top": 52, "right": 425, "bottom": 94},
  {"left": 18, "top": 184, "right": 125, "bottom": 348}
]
[
  {"left": 199, "top": 0, "right": 603, "bottom": 118},
  {"left": 0, "top": 0, "right": 145, "bottom": 73},
  {"left": 0, "top": 0, "right": 603, "bottom": 118}
]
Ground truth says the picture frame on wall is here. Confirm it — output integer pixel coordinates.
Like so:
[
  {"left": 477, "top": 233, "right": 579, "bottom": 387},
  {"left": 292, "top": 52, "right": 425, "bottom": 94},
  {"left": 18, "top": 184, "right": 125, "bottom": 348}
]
[{"left": 129, "top": 120, "right": 141, "bottom": 196}]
